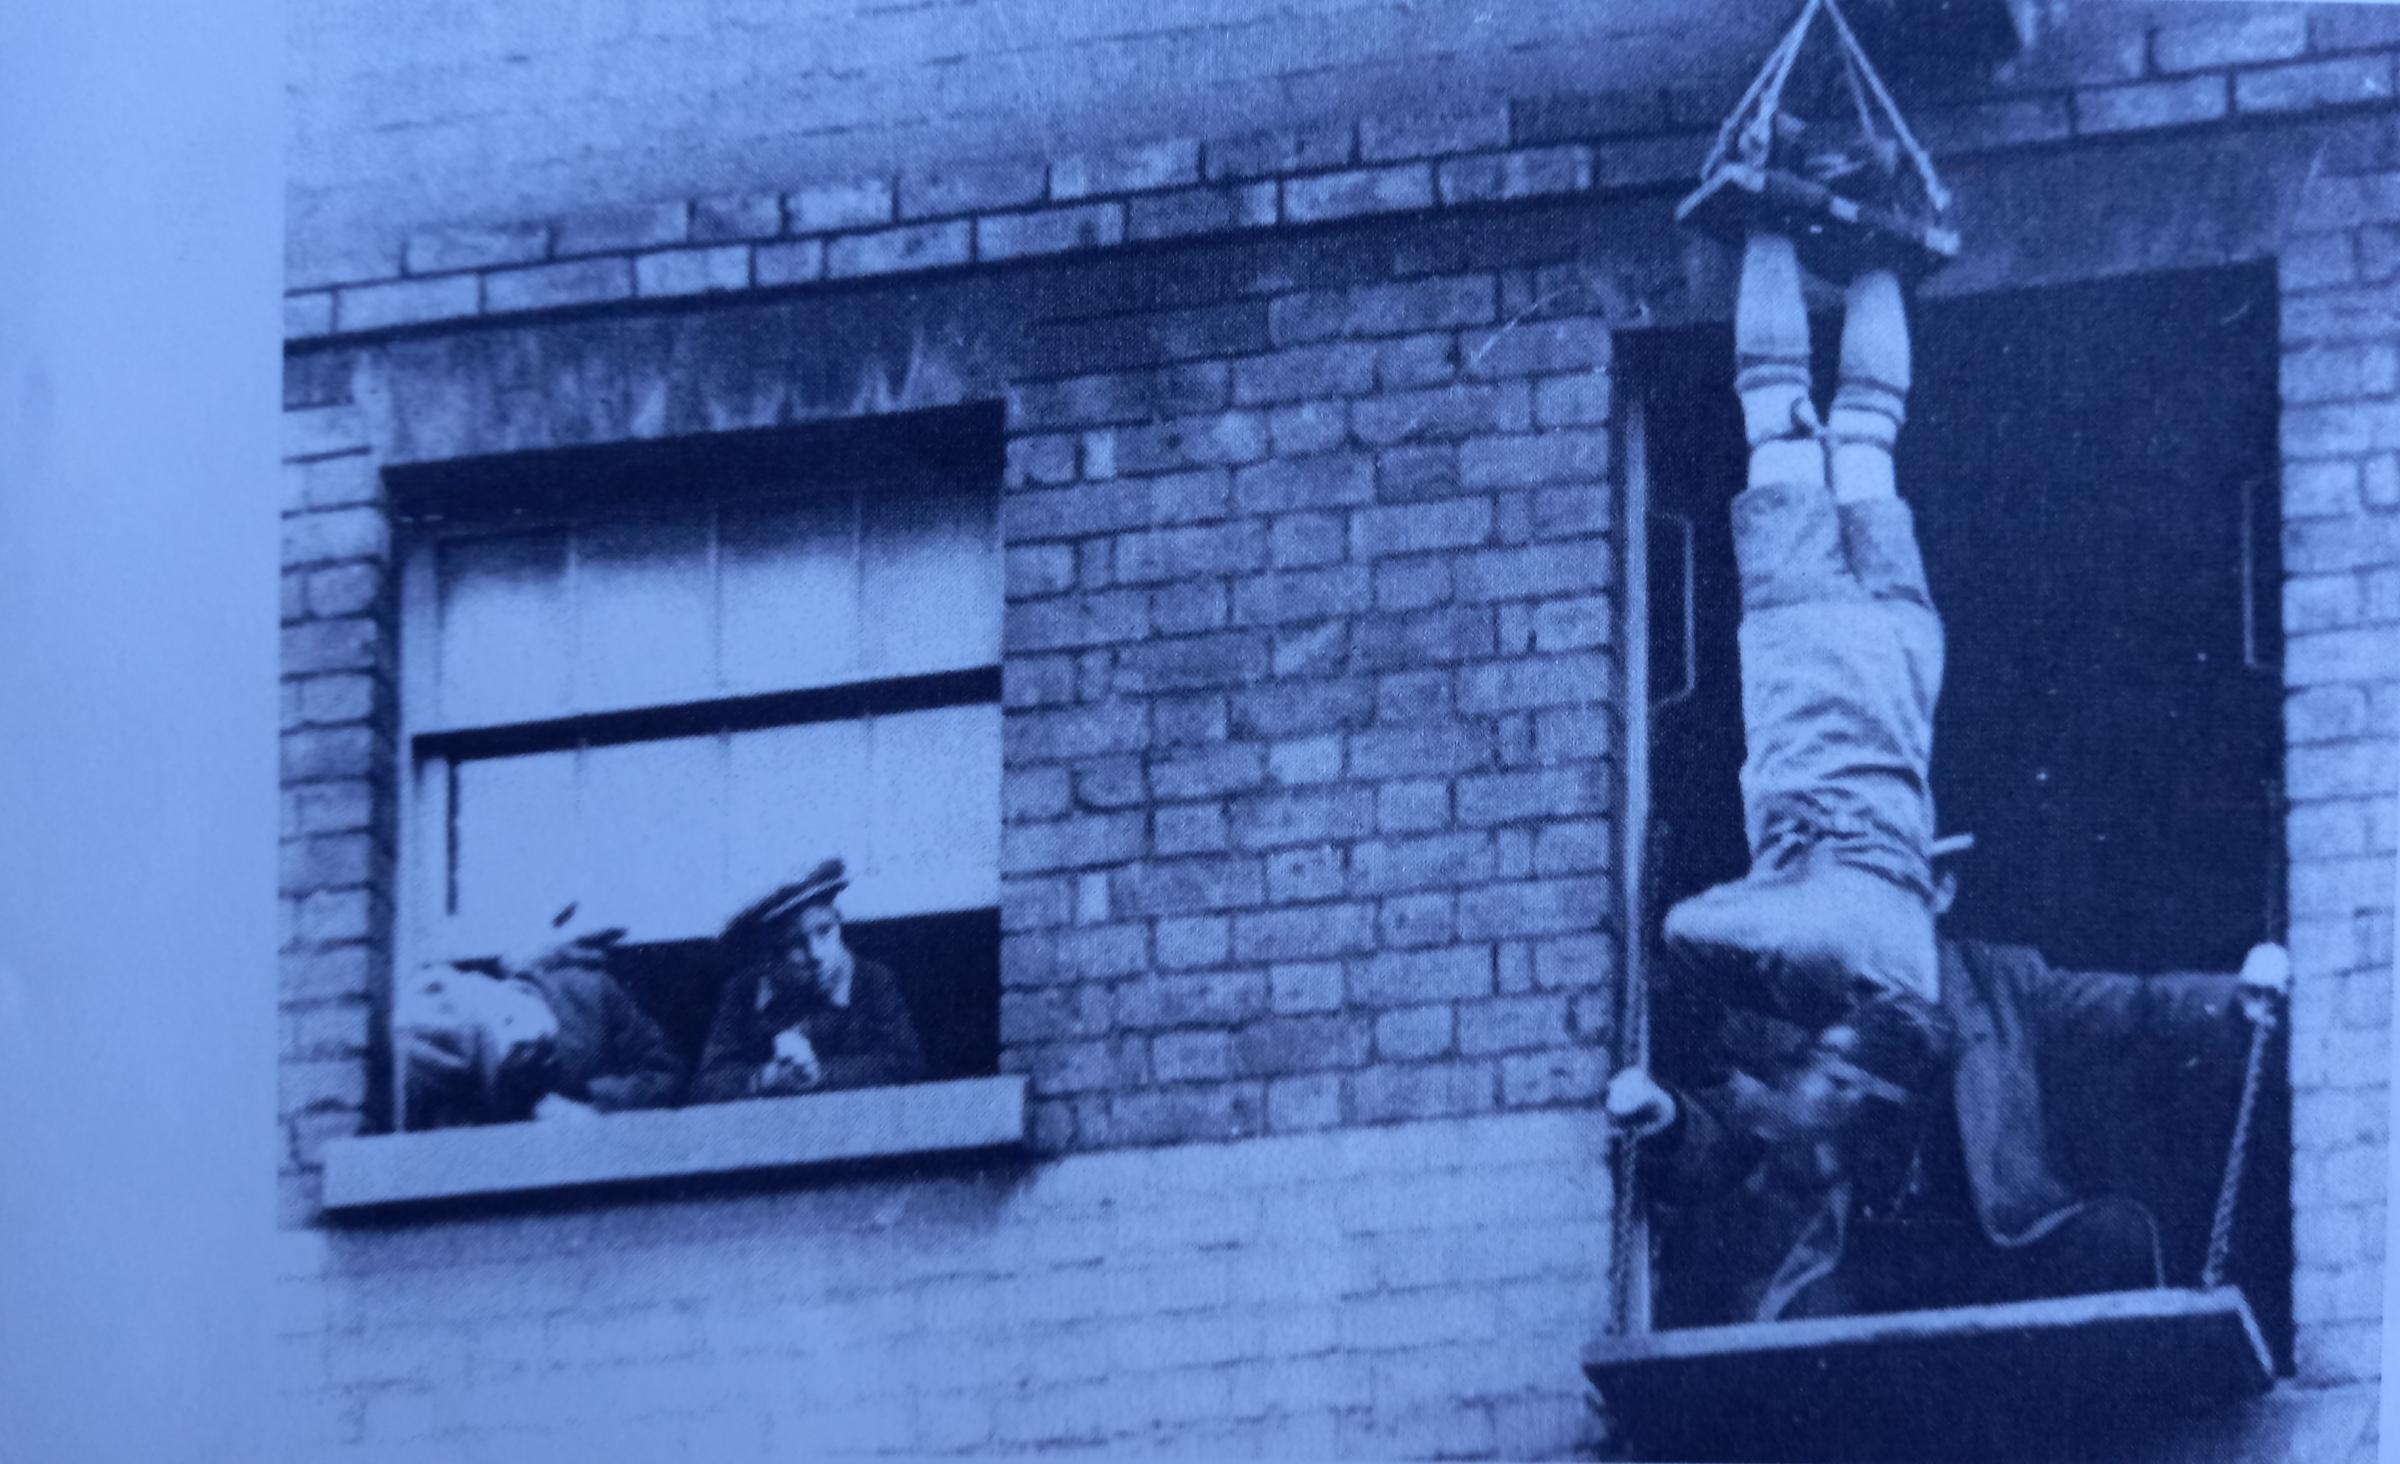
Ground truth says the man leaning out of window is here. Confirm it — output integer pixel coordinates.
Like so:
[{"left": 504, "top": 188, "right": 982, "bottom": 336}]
[
  {"left": 691, "top": 859, "right": 929, "bottom": 1103},
  {"left": 399, "top": 904, "right": 684, "bottom": 1128}
]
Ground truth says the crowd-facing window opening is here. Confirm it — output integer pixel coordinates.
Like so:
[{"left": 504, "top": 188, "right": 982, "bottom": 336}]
[
  {"left": 1622, "top": 264, "right": 2294, "bottom": 1366},
  {"left": 388, "top": 408, "right": 1004, "bottom": 1130}
]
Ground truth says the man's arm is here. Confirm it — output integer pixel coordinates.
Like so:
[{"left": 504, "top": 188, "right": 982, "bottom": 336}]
[
  {"left": 689, "top": 968, "right": 767, "bottom": 1104},
  {"left": 581, "top": 980, "right": 687, "bottom": 1112},
  {"left": 815, "top": 963, "right": 929, "bottom": 1090},
  {"left": 1608, "top": 1068, "right": 1766, "bottom": 1206},
  {"left": 2017, "top": 942, "right": 2285, "bottom": 1070}
]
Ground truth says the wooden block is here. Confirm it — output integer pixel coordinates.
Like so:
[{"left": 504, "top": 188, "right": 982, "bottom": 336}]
[
  {"left": 1676, "top": 164, "right": 1961, "bottom": 284},
  {"left": 1584, "top": 1287, "right": 2273, "bottom": 1461}
]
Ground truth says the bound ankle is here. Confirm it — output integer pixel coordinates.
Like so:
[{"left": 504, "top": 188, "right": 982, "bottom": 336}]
[
  {"left": 1827, "top": 396, "right": 1903, "bottom": 503},
  {"left": 1738, "top": 364, "right": 1820, "bottom": 449}
]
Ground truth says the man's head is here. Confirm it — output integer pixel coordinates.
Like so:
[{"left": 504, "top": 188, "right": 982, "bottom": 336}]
[
  {"left": 725, "top": 859, "right": 855, "bottom": 978},
  {"left": 1753, "top": 991, "right": 1956, "bottom": 1145},
  {"left": 774, "top": 895, "right": 852, "bottom": 993}
]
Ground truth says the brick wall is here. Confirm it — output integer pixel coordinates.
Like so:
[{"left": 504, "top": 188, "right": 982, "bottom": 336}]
[
  {"left": 274, "top": 1110, "right": 1610, "bottom": 1458},
  {"left": 278, "top": 2, "right": 2400, "bottom": 1457},
  {"left": 279, "top": 401, "right": 401, "bottom": 1225},
  {"left": 286, "top": 0, "right": 1749, "bottom": 284},
  {"left": 996, "top": 257, "right": 1620, "bottom": 1155},
  {"left": 2277, "top": 123, "right": 2400, "bottom": 1389}
]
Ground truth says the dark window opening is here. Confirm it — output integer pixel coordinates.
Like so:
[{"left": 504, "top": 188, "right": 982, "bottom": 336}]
[
  {"left": 1629, "top": 264, "right": 2292, "bottom": 1369},
  {"left": 607, "top": 910, "right": 1001, "bottom": 1087}
]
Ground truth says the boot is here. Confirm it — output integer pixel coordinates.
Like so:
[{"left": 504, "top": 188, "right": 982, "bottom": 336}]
[{"left": 1664, "top": 846, "right": 1940, "bottom": 1023}]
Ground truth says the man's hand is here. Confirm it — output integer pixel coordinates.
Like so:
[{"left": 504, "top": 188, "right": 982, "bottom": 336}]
[
  {"left": 1605, "top": 1068, "right": 1679, "bottom": 1141},
  {"left": 756, "top": 1026, "right": 824, "bottom": 1095},
  {"left": 2238, "top": 942, "right": 2291, "bottom": 1026}
]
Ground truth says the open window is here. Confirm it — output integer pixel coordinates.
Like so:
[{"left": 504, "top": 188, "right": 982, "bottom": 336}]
[
  {"left": 357, "top": 408, "right": 1008, "bottom": 1195},
  {"left": 1596, "top": 267, "right": 2291, "bottom": 1457}
]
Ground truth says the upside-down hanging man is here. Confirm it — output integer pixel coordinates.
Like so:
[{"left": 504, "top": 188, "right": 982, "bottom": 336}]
[{"left": 1608, "top": 230, "right": 2290, "bottom": 1326}]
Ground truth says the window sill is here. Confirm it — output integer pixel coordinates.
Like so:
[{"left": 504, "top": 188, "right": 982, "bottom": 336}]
[{"left": 319, "top": 1075, "right": 1027, "bottom": 1214}]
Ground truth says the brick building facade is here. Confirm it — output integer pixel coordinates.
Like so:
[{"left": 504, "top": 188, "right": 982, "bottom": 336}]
[{"left": 277, "top": 3, "right": 2398, "bottom": 1458}]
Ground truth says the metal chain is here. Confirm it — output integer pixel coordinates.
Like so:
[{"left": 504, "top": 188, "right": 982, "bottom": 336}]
[
  {"left": 1609, "top": 1119, "right": 1641, "bottom": 1330},
  {"left": 2201, "top": 1004, "right": 2275, "bottom": 1290},
  {"left": 1608, "top": 899, "right": 1652, "bottom": 1334}
]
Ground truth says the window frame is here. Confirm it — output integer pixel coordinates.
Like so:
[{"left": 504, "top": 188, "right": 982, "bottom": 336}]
[
  {"left": 381, "top": 414, "right": 1011, "bottom": 1143},
  {"left": 1610, "top": 266, "right": 2294, "bottom": 1359}
]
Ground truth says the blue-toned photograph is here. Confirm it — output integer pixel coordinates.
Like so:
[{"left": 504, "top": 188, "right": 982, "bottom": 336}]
[{"left": 256, "top": 1, "right": 2400, "bottom": 1458}]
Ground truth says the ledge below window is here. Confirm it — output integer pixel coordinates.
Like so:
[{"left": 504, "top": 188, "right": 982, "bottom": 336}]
[{"left": 320, "top": 1075, "right": 1028, "bottom": 1214}]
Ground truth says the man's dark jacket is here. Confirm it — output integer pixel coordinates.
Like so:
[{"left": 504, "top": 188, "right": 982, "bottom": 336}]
[
  {"left": 521, "top": 953, "right": 686, "bottom": 1113},
  {"left": 1650, "top": 938, "right": 2260, "bottom": 1324},
  {"left": 690, "top": 954, "right": 928, "bottom": 1103}
]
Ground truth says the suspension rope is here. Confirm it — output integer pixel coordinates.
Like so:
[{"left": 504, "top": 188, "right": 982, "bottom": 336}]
[
  {"left": 1704, "top": 0, "right": 1822, "bottom": 178},
  {"left": 1699, "top": 0, "right": 1954, "bottom": 217},
  {"left": 1834, "top": 22, "right": 1885, "bottom": 162},
  {"left": 1816, "top": 0, "right": 1951, "bottom": 211}
]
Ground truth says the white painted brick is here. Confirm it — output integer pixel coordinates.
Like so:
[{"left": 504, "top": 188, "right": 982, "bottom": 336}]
[
  {"left": 1111, "top": 1194, "right": 1268, "bottom": 1254},
  {"left": 1343, "top": 1106, "right": 1582, "bottom": 1177},
  {"left": 2296, "top": 1318, "right": 2383, "bottom": 1384},
  {"left": 331, "top": 1257, "right": 592, "bottom": 1331},
  {"left": 1258, "top": 1296, "right": 1345, "bottom": 1356},
  {"left": 272, "top": 1227, "right": 337, "bottom": 1281},
  {"left": 273, "top": 1332, "right": 328, "bottom": 1397},
  {"left": 1108, "top": 1254, "right": 1245, "bottom": 1316},
  {"left": 280, "top": 1109, "right": 1617, "bottom": 1457},
  {"left": 712, "top": 1303, "right": 846, "bottom": 1359},
  {"left": 2294, "top": 1261, "right": 2384, "bottom": 1323},
  {"left": 1109, "top": 1308, "right": 1279, "bottom": 1372},
  {"left": 992, "top": 1382, "right": 1119, "bottom": 1447},
  {"left": 1244, "top": 1408, "right": 1348, "bottom": 1457},
  {"left": 1366, "top": 1216, "right": 1609, "bottom": 1290},
  {"left": 913, "top": 1390, "right": 998, "bottom": 1452},
  {"left": 1007, "top": 1214, "right": 1118, "bottom": 1269},
  {"left": 1335, "top": 1162, "right": 1598, "bottom": 1233},
  {"left": 543, "top": 1305, "right": 706, "bottom": 1367},
  {"left": 1019, "top": 1324, "right": 1117, "bottom": 1388},
  {"left": 765, "top": 1398, "right": 903, "bottom": 1454},
  {"left": 282, "top": 406, "right": 368, "bottom": 463},
  {"left": 1494, "top": 1273, "right": 1609, "bottom": 1333},
  {"left": 1336, "top": 1285, "right": 1501, "bottom": 1351},
  {"left": 357, "top": 1385, "right": 446, "bottom": 1443},
  {"left": 1340, "top": 1397, "right": 1497, "bottom": 1457},
  {"left": 1369, "top": 1337, "right": 1561, "bottom": 1406},
  {"left": 1490, "top": 1390, "right": 1602, "bottom": 1459},
  {"left": 1221, "top": 1353, "right": 1375, "bottom": 1416},
  {"left": 270, "top": 1279, "right": 330, "bottom": 1340},
  {"left": 324, "top": 1323, "right": 469, "bottom": 1389},
  {"left": 2293, "top": 854, "right": 2400, "bottom": 916}
]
